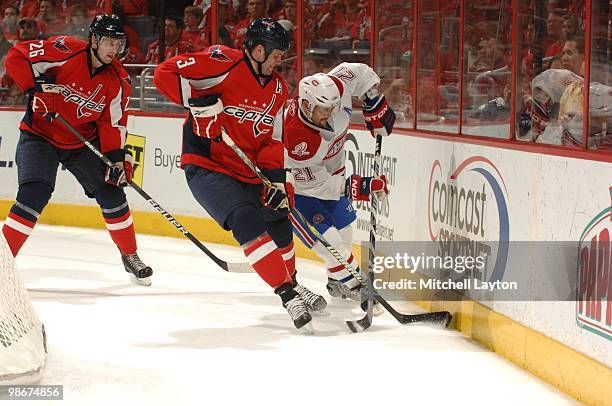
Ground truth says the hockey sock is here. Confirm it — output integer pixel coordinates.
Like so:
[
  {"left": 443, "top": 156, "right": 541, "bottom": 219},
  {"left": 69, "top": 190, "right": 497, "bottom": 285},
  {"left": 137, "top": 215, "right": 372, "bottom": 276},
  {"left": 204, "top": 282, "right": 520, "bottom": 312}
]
[
  {"left": 2, "top": 182, "right": 51, "bottom": 256},
  {"left": 312, "top": 227, "right": 360, "bottom": 289},
  {"left": 2, "top": 204, "right": 38, "bottom": 257},
  {"left": 326, "top": 251, "right": 360, "bottom": 289},
  {"left": 243, "top": 233, "right": 293, "bottom": 289},
  {"left": 96, "top": 189, "right": 137, "bottom": 255},
  {"left": 279, "top": 241, "right": 296, "bottom": 279}
]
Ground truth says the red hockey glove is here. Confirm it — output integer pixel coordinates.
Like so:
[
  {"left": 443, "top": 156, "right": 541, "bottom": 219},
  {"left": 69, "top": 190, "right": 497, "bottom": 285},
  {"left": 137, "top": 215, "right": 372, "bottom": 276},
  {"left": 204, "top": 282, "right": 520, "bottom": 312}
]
[
  {"left": 188, "top": 94, "right": 225, "bottom": 142},
  {"left": 104, "top": 149, "right": 134, "bottom": 187},
  {"left": 261, "top": 170, "right": 295, "bottom": 212},
  {"left": 32, "top": 76, "right": 59, "bottom": 122},
  {"left": 345, "top": 174, "right": 389, "bottom": 202},
  {"left": 362, "top": 94, "right": 396, "bottom": 137}
]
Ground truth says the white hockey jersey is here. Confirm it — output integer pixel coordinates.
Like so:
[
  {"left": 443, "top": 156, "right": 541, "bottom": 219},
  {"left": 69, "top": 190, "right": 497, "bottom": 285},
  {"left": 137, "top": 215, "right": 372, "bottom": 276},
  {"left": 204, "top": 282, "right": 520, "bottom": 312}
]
[{"left": 283, "top": 63, "right": 380, "bottom": 200}]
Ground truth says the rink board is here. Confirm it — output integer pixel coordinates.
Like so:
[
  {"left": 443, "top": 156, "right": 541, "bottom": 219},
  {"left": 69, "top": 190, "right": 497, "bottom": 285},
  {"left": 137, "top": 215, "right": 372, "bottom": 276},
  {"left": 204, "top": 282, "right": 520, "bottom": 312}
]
[{"left": 0, "top": 111, "right": 610, "bottom": 404}]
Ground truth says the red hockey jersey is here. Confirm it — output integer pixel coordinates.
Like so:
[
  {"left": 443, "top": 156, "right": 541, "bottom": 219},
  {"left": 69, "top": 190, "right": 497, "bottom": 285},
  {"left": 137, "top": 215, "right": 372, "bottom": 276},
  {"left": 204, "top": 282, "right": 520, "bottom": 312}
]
[
  {"left": 5, "top": 36, "right": 131, "bottom": 153},
  {"left": 154, "top": 45, "right": 287, "bottom": 184}
]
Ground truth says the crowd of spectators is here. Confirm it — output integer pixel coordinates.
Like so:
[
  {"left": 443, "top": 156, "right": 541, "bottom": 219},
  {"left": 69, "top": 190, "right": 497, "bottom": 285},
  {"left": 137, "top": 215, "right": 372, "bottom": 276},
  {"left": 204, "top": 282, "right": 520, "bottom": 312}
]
[{"left": 0, "top": 0, "right": 608, "bottom": 149}]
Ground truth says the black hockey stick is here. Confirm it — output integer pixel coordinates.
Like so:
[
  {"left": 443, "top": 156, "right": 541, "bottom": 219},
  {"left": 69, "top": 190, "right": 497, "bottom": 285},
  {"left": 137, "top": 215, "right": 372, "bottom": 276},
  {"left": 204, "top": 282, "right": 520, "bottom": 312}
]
[
  {"left": 351, "top": 133, "right": 383, "bottom": 333},
  {"left": 221, "top": 130, "right": 452, "bottom": 330},
  {"left": 54, "top": 113, "right": 252, "bottom": 273}
]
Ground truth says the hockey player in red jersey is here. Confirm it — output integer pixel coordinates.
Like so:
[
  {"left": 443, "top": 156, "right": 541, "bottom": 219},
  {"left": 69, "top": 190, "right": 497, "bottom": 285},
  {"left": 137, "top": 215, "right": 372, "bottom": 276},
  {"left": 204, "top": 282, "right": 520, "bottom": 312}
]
[
  {"left": 154, "top": 18, "right": 325, "bottom": 331},
  {"left": 1, "top": 14, "right": 153, "bottom": 286}
]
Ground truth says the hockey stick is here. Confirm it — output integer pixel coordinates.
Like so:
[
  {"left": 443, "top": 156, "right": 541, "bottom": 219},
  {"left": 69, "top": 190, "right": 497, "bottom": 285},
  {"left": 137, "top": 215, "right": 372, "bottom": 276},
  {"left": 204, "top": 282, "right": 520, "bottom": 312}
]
[
  {"left": 54, "top": 113, "right": 252, "bottom": 273},
  {"left": 220, "top": 129, "right": 452, "bottom": 330},
  {"left": 352, "top": 133, "right": 384, "bottom": 333}
]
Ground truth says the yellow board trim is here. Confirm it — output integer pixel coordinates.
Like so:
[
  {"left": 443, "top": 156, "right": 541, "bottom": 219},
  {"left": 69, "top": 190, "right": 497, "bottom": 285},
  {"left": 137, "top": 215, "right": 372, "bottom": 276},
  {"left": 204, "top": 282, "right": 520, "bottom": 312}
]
[{"left": 1, "top": 199, "right": 609, "bottom": 405}]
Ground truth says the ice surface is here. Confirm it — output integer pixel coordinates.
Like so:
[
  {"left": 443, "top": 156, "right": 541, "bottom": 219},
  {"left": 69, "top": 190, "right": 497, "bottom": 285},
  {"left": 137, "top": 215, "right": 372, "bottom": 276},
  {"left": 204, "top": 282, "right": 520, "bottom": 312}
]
[{"left": 8, "top": 224, "right": 577, "bottom": 406}]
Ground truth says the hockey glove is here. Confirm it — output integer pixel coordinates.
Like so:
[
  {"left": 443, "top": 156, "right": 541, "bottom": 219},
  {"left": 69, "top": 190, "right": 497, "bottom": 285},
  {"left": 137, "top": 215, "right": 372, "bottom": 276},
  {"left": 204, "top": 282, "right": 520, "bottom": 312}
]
[
  {"left": 362, "top": 94, "right": 396, "bottom": 137},
  {"left": 104, "top": 149, "right": 134, "bottom": 187},
  {"left": 32, "top": 76, "right": 59, "bottom": 122},
  {"left": 261, "top": 170, "right": 295, "bottom": 212},
  {"left": 345, "top": 174, "right": 388, "bottom": 202},
  {"left": 188, "top": 94, "right": 225, "bottom": 142}
]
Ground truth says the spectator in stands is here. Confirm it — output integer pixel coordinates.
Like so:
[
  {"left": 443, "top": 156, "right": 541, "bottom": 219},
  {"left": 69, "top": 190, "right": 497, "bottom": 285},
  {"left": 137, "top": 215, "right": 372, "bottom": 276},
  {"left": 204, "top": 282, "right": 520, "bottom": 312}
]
[
  {"left": 274, "top": 0, "right": 295, "bottom": 21},
  {"left": 0, "top": 30, "right": 12, "bottom": 61},
  {"left": 232, "top": 0, "right": 266, "bottom": 48},
  {"left": 217, "top": 0, "right": 236, "bottom": 47},
  {"left": 36, "top": 0, "right": 66, "bottom": 36},
  {"left": 17, "top": 17, "right": 44, "bottom": 41},
  {"left": 469, "top": 37, "right": 493, "bottom": 72},
  {"left": 145, "top": 16, "right": 192, "bottom": 64},
  {"left": 19, "top": 0, "right": 40, "bottom": 18},
  {"left": 544, "top": 9, "right": 565, "bottom": 65},
  {"left": 182, "top": 5, "right": 209, "bottom": 51},
  {"left": 559, "top": 34, "right": 584, "bottom": 75},
  {"left": 1, "top": 5, "right": 18, "bottom": 41},
  {"left": 117, "top": 0, "right": 148, "bottom": 17},
  {"left": 349, "top": 0, "right": 371, "bottom": 46},
  {"left": 65, "top": 5, "right": 89, "bottom": 39}
]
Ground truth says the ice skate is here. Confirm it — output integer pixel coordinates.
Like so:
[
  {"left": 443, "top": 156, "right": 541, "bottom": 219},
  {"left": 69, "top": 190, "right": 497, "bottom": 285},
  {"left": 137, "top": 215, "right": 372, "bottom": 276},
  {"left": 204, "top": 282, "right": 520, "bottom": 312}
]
[
  {"left": 294, "top": 283, "right": 328, "bottom": 315},
  {"left": 284, "top": 295, "right": 314, "bottom": 333},
  {"left": 327, "top": 278, "right": 383, "bottom": 315},
  {"left": 276, "top": 284, "right": 313, "bottom": 333},
  {"left": 121, "top": 253, "right": 153, "bottom": 286}
]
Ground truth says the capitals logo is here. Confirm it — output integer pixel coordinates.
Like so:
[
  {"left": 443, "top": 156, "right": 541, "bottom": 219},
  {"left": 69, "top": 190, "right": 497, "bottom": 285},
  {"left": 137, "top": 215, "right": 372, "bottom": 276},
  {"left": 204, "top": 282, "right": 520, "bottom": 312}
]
[
  {"left": 576, "top": 186, "right": 611, "bottom": 341},
  {"left": 53, "top": 36, "right": 71, "bottom": 53},
  {"left": 428, "top": 156, "right": 509, "bottom": 282}
]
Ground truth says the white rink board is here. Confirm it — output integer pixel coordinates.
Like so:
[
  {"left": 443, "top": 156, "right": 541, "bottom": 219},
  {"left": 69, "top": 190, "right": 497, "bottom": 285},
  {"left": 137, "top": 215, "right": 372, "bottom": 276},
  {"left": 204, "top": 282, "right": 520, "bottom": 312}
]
[{"left": 0, "top": 111, "right": 610, "bottom": 366}]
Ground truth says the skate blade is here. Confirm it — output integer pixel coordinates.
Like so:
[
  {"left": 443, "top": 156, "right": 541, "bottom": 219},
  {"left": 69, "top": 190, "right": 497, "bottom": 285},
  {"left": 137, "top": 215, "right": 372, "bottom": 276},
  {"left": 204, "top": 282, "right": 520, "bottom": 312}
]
[
  {"left": 130, "top": 274, "right": 152, "bottom": 287},
  {"left": 372, "top": 303, "right": 384, "bottom": 316},
  {"left": 298, "top": 320, "right": 314, "bottom": 335},
  {"left": 311, "top": 309, "right": 330, "bottom": 317}
]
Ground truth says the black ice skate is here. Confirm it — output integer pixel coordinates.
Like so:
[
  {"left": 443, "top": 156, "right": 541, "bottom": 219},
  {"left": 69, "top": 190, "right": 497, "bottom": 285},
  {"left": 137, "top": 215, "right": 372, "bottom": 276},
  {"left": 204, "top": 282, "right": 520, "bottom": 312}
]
[
  {"left": 121, "top": 253, "right": 153, "bottom": 286},
  {"left": 275, "top": 284, "right": 313, "bottom": 332},
  {"left": 293, "top": 283, "right": 328, "bottom": 314},
  {"left": 326, "top": 278, "right": 383, "bottom": 315}
]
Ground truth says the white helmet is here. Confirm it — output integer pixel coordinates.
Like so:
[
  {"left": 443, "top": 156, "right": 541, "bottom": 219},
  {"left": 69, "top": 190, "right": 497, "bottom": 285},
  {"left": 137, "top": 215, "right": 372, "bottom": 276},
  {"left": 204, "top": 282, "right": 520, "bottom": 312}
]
[{"left": 298, "top": 73, "right": 341, "bottom": 119}]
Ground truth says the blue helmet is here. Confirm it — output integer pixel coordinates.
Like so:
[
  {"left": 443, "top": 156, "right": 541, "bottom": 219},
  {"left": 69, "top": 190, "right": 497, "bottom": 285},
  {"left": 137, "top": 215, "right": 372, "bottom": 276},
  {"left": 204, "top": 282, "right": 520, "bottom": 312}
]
[{"left": 244, "top": 18, "right": 290, "bottom": 56}]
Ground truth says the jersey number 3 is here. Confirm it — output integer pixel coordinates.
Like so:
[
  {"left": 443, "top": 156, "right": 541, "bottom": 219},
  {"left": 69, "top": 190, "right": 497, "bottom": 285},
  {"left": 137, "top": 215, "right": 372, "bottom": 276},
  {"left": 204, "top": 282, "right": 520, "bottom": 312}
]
[{"left": 176, "top": 57, "right": 196, "bottom": 69}]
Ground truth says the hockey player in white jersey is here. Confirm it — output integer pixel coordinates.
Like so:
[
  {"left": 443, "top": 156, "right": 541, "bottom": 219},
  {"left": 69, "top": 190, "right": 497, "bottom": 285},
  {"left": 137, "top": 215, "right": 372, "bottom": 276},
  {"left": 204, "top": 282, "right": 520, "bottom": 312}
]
[{"left": 284, "top": 62, "right": 395, "bottom": 305}]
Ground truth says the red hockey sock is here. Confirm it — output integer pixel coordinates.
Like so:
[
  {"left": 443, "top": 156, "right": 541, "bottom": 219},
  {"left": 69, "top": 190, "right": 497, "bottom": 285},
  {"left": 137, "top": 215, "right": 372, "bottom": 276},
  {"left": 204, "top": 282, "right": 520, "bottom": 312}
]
[
  {"left": 279, "top": 241, "right": 296, "bottom": 279},
  {"left": 327, "top": 253, "right": 360, "bottom": 289},
  {"left": 2, "top": 212, "right": 36, "bottom": 257},
  {"left": 104, "top": 211, "right": 137, "bottom": 255},
  {"left": 243, "top": 234, "right": 292, "bottom": 289}
]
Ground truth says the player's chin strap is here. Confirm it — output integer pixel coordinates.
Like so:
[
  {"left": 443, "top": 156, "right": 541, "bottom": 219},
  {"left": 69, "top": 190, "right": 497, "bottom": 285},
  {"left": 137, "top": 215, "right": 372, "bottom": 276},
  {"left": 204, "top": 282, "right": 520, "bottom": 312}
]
[{"left": 246, "top": 48, "right": 272, "bottom": 82}]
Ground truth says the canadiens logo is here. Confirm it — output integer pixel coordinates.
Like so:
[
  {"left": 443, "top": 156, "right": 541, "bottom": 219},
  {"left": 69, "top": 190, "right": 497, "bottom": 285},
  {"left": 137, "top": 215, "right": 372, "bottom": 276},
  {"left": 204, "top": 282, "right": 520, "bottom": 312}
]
[
  {"left": 291, "top": 141, "right": 309, "bottom": 156},
  {"left": 53, "top": 36, "right": 71, "bottom": 53},
  {"left": 324, "top": 131, "right": 347, "bottom": 159},
  {"left": 312, "top": 214, "right": 324, "bottom": 224}
]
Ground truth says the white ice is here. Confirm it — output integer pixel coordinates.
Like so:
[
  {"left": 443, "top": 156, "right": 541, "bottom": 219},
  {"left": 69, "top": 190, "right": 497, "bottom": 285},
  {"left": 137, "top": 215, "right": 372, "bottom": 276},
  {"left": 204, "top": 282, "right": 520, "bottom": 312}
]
[{"left": 9, "top": 224, "right": 577, "bottom": 406}]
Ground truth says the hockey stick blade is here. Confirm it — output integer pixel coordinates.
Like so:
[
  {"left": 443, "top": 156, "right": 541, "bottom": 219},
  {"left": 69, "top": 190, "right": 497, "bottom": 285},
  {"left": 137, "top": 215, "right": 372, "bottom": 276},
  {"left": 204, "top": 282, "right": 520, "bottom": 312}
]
[
  {"left": 347, "top": 300, "right": 451, "bottom": 331},
  {"left": 346, "top": 272, "right": 375, "bottom": 332},
  {"left": 376, "top": 290, "right": 452, "bottom": 326}
]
